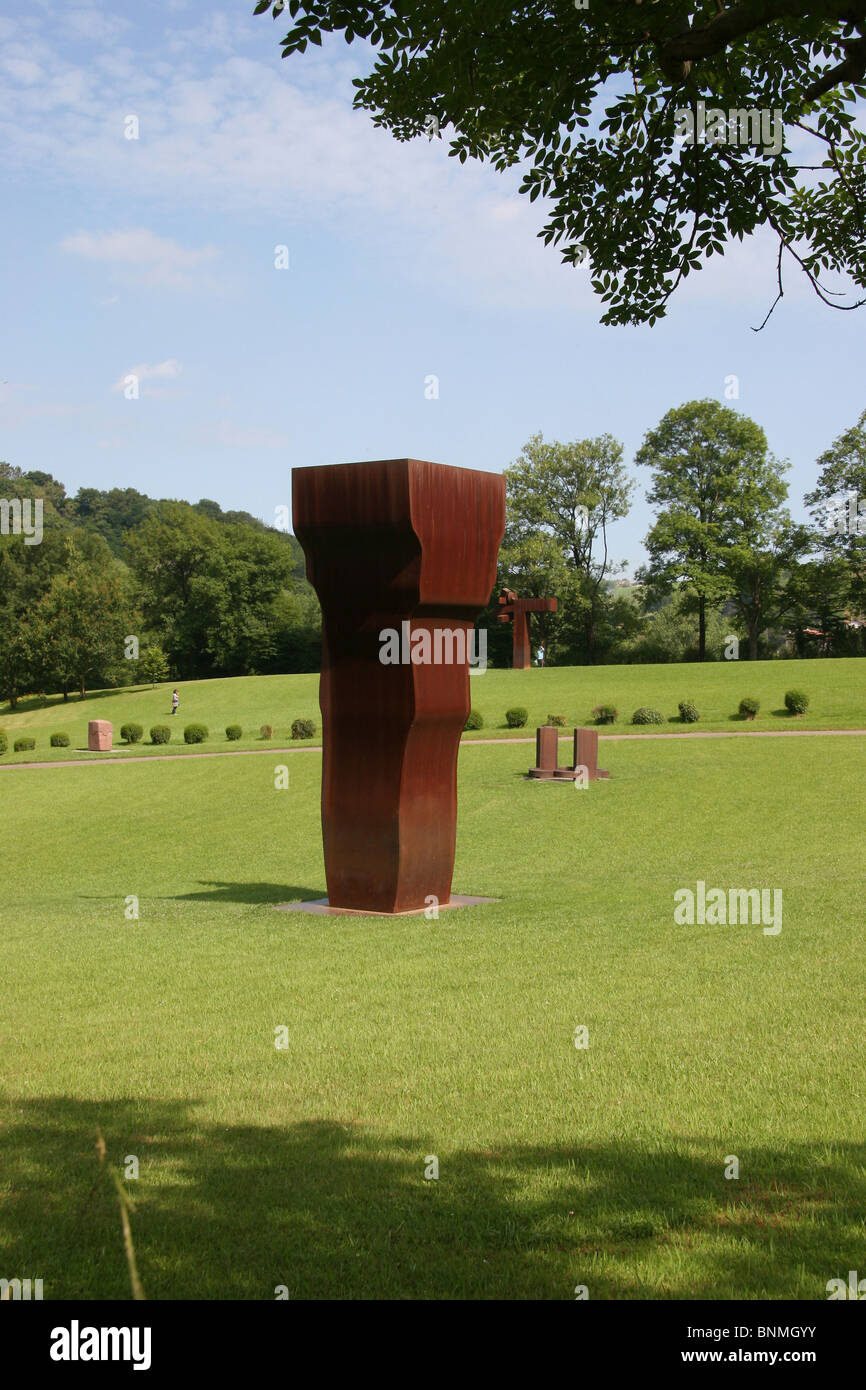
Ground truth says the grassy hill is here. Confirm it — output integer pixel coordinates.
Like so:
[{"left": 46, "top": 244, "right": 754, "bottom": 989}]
[{"left": 1, "top": 658, "right": 864, "bottom": 763}]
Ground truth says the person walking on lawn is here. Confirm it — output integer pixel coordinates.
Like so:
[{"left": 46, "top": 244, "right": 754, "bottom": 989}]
[{"left": 171, "top": 689, "right": 179, "bottom": 717}]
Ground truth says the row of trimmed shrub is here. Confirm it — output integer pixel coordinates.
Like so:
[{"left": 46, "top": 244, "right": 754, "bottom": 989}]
[
  {"left": 462, "top": 690, "right": 811, "bottom": 732},
  {"left": 121, "top": 719, "right": 319, "bottom": 746},
  {"left": 465, "top": 707, "right": 534, "bottom": 730},
  {"left": 3, "top": 691, "right": 813, "bottom": 752},
  {"left": 593, "top": 690, "right": 810, "bottom": 726},
  {"left": 0, "top": 730, "right": 70, "bottom": 753},
  {"left": 737, "top": 689, "right": 809, "bottom": 718},
  {"left": 0, "top": 720, "right": 320, "bottom": 754},
  {"left": 466, "top": 705, "right": 679, "bottom": 730}
]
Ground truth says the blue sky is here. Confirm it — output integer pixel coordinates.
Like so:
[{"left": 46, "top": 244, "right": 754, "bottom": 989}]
[{"left": 0, "top": 0, "right": 863, "bottom": 572}]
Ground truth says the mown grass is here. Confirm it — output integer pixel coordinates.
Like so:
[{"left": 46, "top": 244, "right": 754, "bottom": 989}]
[
  {"left": 0, "top": 657, "right": 864, "bottom": 764},
  {"left": 1, "top": 735, "right": 864, "bottom": 1299}
]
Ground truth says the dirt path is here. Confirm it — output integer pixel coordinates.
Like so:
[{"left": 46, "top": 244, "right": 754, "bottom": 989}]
[
  {"left": 2, "top": 726, "right": 865, "bottom": 771},
  {"left": 0, "top": 746, "right": 321, "bottom": 770}
]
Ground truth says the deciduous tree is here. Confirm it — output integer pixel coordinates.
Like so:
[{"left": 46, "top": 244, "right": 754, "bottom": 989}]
[{"left": 254, "top": 0, "right": 866, "bottom": 326}]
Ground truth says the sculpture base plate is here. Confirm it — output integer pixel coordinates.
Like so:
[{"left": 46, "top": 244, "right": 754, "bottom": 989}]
[
  {"left": 274, "top": 895, "right": 499, "bottom": 918},
  {"left": 527, "top": 768, "right": 611, "bottom": 781}
]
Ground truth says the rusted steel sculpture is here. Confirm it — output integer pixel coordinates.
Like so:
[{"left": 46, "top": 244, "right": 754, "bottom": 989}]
[
  {"left": 573, "top": 727, "right": 610, "bottom": 781},
  {"left": 496, "top": 588, "right": 558, "bottom": 669},
  {"left": 292, "top": 458, "right": 505, "bottom": 914},
  {"left": 528, "top": 726, "right": 610, "bottom": 781},
  {"left": 528, "top": 725, "right": 560, "bottom": 779}
]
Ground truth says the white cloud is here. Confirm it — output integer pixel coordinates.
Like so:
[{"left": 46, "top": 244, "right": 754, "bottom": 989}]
[
  {"left": 194, "top": 420, "right": 290, "bottom": 449},
  {"left": 58, "top": 6, "right": 132, "bottom": 44},
  {"left": 0, "top": 16, "right": 583, "bottom": 311},
  {"left": 0, "top": 11, "right": 849, "bottom": 317},
  {"left": 111, "top": 360, "right": 183, "bottom": 393},
  {"left": 2, "top": 57, "right": 43, "bottom": 84},
  {"left": 0, "top": 381, "right": 36, "bottom": 399},
  {"left": 62, "top": 229, "right": 220, "bottom": 288}
]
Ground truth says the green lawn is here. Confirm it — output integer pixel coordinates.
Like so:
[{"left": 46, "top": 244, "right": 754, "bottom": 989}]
[
  {"left": 1, "top": 657, "right": 864, "bottom": 764},
  {"left": 1, "top": 734, "right": 864, "bottom": 1299}
]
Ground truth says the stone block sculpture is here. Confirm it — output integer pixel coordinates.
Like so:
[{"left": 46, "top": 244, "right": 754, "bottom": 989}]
[
  {"left": 88, "top": 720, "right": 112, "bottom": 752},
  {"left": 292, "top": 458, "right": 505, "bottom": 914}
]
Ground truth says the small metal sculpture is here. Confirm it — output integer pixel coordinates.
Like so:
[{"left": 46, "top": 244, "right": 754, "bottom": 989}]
[{"left": 528, "top": 726, "right": 610, "bottom": 781}]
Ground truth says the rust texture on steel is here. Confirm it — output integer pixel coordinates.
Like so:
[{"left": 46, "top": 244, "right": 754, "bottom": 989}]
[
  {"left": 528, "top": 726, "right": 610, "bottom": 781},
  {"left": 496, "top": 587, "right": 557, "bottom": 669},
  {"left": 574, "top": 727, "right": 610, "bottom": 780},
  {"left": 293, "top": 458, "right": 505, "bottom": 914}
]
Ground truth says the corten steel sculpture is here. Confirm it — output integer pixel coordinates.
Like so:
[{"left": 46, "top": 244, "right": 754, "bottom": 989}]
[
  {"left": 497, "top": 588, "right": 557, "bottom": 669},
  {"left": 573, "top": 726, "right": 610, "bottom": 781},
  {"left": 292, "top": 458, "right": 505, "bottom": 914},
  {"left": 528, "top": 726, "right": 610, "bottom": 781}
]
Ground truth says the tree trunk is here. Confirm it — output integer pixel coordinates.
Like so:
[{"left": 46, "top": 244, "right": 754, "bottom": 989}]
[
  {"left": 749, "top": 626, "right": 759, "bottom": 661},
  {"left": 585, "top": 614, "right": 595, "bottom": 665},
  {"left": 79, "top": 677, "right": 86, "bottom": 698},
  {"left": 698, "top": 596, "right": 706, "bottom": 662}
]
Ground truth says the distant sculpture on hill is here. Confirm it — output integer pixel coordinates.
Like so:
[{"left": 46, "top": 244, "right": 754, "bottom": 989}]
[{"left": 497, "top": 588, "right": 557, "bottom": 669}]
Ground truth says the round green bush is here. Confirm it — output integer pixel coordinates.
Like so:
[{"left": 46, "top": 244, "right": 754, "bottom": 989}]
[
  {"left": 291, "top": 718, "right": 316, "bottom": 740},
  {"left": 260, "top": 724, "right": 273, "bottom": 740},
  {"left": 225, "top": 724, "right": 243, "bottom": 741},
  {"left": 784, "top": 689, "right": 809, "bottom": 715},
  {"left": 463, "top": 709, "right": 484, "bottom": 731},
  {"left": 631, "top": 707, "right": 665, "bottom": 725},
  {"left": 738, "top": 697, "right": 760, "bottom": 719},
  {"left": 678, "top": 700, "right": 700, "bottom": 723},
  {"left": 505, "top": 706, "right": 528, "bottom": 728},
  {"left": 0, "top": 730, "right": 8, "bottom": 756},
  {"left": 592, "top": 704, "right": 618, "bottom": 725},
  {"left": 150, "top": 725, "right": 171, "bottom": 745},
  {"left": 50, "top": 732, "right": 70, "bottom": 748},
  {"left": 183, "top": 723, "right": 209, "bottom": 744},
  {"left": 546, "top": 713, "right": 568, "bottom": 727},
  {"left": 14, "top": 737, "right": 35, "bottom": 752},
  {"left": 120, "top": 722, "right": 144, "bottom": 744}
]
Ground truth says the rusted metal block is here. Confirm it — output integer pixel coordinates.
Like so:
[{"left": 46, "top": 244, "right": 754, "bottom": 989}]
[{"left": 293, "top": 458, "right": 505, "bottom": 914}]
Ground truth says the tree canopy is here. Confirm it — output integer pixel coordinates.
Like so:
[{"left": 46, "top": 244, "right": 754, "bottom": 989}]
[
  {"left": 254, "top": 0, "right": 866, "bottom": 327},
  {"left": 502, "top": 431, "right": 633, "bottom": 661},
  {"left": 636, "top": 400, "right": 803, "bottom": 658},
  {"left": 0, "top": 466, "right": 321, "bottom": 704}
]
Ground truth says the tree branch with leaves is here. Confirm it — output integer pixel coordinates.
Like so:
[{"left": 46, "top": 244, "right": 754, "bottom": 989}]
[{"left": 254, "top": 0, "right": 866, "bottom": 326}]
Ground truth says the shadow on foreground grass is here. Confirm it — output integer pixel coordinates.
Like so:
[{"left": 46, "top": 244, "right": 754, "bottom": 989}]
[
  {"left": 172, "top": 881, "right": 323, "bottom": 906},
  {"left": 1, "top": 1097, "right": 861, "bottom": 1300},
  {"left": 78, "top": 883, "right": 324, "bottom": 906}
]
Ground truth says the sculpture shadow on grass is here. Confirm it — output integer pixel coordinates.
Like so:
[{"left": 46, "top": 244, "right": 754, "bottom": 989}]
[
  {"left": 77, "top": 884, "right": 323, "bottom": 908},
  {"left": 1, "top": 1096, "right": 861, "bottom": 1301},
  {"left": 170, "top": 881, "right": 323, "bottom": 906}
]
